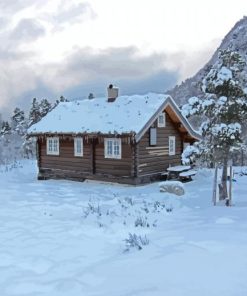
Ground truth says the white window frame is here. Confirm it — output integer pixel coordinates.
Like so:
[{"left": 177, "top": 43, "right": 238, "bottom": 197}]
[
  {"left": 74, "top": 137, "right": 83, "bottom": 157},
  {"left": 169, "top": 136, "right": 176, "bottom": 156},
  {"left": 46, "top": 137, "right": 59, "bottom": 155},
  {"left": 150, "top": 128, "right": 157, "bottom": 146},
  {"left": 157, "top": 112, "right": 166, "bottom": 128},
  {"left": 104, "top": 138, "right": 121, "bottom": 159}
]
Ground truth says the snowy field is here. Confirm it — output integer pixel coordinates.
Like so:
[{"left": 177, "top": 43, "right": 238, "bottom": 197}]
[{"left": 0, "top": 161, "right": 247, "bottom": 296}]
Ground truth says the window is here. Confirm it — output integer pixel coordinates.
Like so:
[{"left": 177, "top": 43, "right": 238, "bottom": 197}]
[
  {"left": 104, "top": 138, "right": 121, "bottom": 159},
  {"left": 157, "top": 112, "right": 166, "bottom": 127},
  {"left": 47, "top": 137, "right": 59, "bottom": 155},
  {"left": 169, "top": 136, "right": 176, "bottom": 155},
  {"left": 150, "top": 128, "right": 157, "bottom": 146},
  {"left": 74, "top": 137, "right": 83, "bottom": 157}
]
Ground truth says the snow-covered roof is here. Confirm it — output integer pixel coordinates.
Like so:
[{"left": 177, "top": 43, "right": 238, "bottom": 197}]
[{"left": 28, "top": 93, "right": 201, "bottom": 141}]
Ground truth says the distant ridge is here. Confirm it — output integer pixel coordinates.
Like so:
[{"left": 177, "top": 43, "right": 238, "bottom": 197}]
[{"left": 167, "top": 16, "right": 247, "bottom": 105}]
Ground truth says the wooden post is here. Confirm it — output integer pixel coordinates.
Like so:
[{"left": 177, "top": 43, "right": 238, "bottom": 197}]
[
  {"left": 212, "top": 165, "right": 218, "bottom": 206},
  {"left": 241, "top": 148, "right": 244, "bottom": 167}
]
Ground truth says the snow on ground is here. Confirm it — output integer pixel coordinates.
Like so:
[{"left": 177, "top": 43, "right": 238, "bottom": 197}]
[{"left": 0, "top": 161, "right": 247, "bottom": 296}]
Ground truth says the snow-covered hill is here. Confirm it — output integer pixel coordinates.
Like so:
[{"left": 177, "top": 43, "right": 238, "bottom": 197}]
[
  {"left": 168, "top": 16, "right": 247, "bottom": 105},
  {"left": 0, "top": 161, "right": 247, "bottom": 296}
]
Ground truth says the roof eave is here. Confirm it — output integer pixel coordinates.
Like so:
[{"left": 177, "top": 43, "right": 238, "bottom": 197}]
[
  {"left": 27, "top": 131, "right": 136, "bottom": 138},
  {"left": 135, "top": 96, "right": 201, "bottom": 142}
]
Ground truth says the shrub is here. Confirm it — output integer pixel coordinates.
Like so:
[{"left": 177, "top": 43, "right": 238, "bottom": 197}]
[
  {"left": 134, "top": 216, "right": 149, "bottom": 227},
  {"left": 124, "top": 233, "right": 149, "bottom": 252}
]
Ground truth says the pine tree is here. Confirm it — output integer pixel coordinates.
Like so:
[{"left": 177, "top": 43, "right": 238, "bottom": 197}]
[
  {"left": 1, "top": 121, "right": 11, "bottom": 136},
  {"left": 54, "top": 95, "right": 69, "bottom": 108},
  {"left": 88, "top": 93, "right": 95, "bottom": 100},
  {"left": 40, "top": 99, "right": 52, "bottom": 118},
  {"left": 182, "top": 49, "right": 247, "bottom": 200},
  {"left": 29, "top": 98, "right": 41, "bottom": 126},
  {"left": 11, "top": 107, "right": 26, "bottom": 136},
  {"left": 59, "top": 95, "right": 68, "bottom": 102}
]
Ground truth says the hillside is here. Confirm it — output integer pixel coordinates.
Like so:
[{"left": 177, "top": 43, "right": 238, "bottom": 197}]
[{"left": 167, "top": 16, "right": 247, "bottom": 105}]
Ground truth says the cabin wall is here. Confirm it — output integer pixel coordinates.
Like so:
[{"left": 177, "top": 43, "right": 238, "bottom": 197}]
[
  {"left": 94, "top": 142, "right": 133, "bottom": 178},
  {"left": 38, "top": 137, "right": 91, "bottom": 180},
  {"left": 137, "top": 112, "right": 182, "bottom": 178},
  {"left": 37, "top": 136, "right": 135, "bottom": 183}
]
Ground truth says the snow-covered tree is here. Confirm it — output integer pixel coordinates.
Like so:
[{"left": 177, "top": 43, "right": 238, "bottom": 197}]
[
  {"left": 54, "top": 95, "right": 69, "bottom": 107},
  {"left": 11, "top": 108, "right": 26, "bottom": 136},
  {"left": 40, "top": 99, "right": 52, "bottom": 118},
  {"left": 29, "top": 98, "right": 41, "bottom": 126},
  {"left": 182, "top": 49, "right": 247, "bottom": 200},
  {"left": 88, "top": 93, "right": 95, "bottom": 100},
  {"left": 1, "top": 121, "right": 11, "bottom": 136}
]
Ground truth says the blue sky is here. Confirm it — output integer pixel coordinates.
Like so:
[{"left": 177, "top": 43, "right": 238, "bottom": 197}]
[{"left": 0, "top": 0, "right": 246, "bottom": 116}]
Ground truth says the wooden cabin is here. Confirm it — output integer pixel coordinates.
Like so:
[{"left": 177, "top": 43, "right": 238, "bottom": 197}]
[{"left": 28, "top": 87, "right": 201, "bottom": 184}]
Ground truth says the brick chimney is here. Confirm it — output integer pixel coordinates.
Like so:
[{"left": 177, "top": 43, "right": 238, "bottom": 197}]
[{"left": 107, "top": 84, "right": 119, "bottom": 102}]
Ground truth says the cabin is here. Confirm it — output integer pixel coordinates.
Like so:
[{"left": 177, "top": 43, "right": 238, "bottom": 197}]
[{"left": 27, "top": 86, "right": 201, "bottom": 185}]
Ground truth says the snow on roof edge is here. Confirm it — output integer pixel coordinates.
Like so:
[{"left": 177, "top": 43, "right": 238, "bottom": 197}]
[
  {"left": 27, "top": 93, "right": 170, "bottom": 137},
  {"left": 167, "top": 97, "right": 202, "bottom": 140},
  {"left": 135, "top": 95, "right": 201, "bottom": 142}
]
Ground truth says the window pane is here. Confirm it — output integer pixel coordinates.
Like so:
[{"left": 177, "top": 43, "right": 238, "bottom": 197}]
[
  {"left": 150, "top": 128, "right": 157, "bottom": 145},
  {"left": 76, "top": 139, "right": 81, "bottom": 153},
  {"left": 48, "top": 139, "right": 53, "bottom": 151},
  {"left": 107, "top": 140, "right": 113, "bottom": 155},
  {"left": 170, "top": 140, "right": 174, "bottom": 151},
  {"left": 169, "top": 136, "right": 175, "bottom": 155},
  {"left": 114, "top": 140, "right": 119, "bottom": 156},
  {"left": 53, "top": 139, "right": 58, "bottom": 152}
]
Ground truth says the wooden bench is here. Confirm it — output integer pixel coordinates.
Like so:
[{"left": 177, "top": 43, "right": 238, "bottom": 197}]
[
  {"left": 160, "top": 172, "right": 169, "bottom": 180},
  {"left": 179, "top": 170, "right": 197, "bottom": 182}
]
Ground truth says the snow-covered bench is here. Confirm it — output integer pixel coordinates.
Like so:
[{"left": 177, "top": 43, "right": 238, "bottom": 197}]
[
  {"left": 166, "top": 165, "right": 191, "bottom": 180},
  {"left": 179, "top": 169, "right": 197, "bottom": 182}
]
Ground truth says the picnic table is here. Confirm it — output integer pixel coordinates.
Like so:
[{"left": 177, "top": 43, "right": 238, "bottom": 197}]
[
  {"left": 166, "top": 165, "right": 191, "bottom": 180},
  {"left": 179, "top": 169, "right": 197, "bottom": 181}
]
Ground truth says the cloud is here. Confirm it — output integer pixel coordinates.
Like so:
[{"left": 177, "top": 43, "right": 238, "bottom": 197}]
[
  {"left": 10, "top": 18, "right": 46, "bottom": 42},
  {"left": 0, "top": 37, "right": 218, "bottom": 119},
  {"left": 0, "top": 0, "right": 41, "bottom": 14},
  {"left": 0, "top": 46, "right": 178, "bottom": 117},
  {"left": 62, "top": 70, "right": 178, "bottom": 100},
  {"left": 41, "top": 46, "right": 172, "bottom": 92},
  {"left": 53, "top": 2, "right": 97, "bottom": 25}
]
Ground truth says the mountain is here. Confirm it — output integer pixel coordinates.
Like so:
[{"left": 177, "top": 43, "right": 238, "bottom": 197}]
[{"left": 167, "top": 16, "right": 247, "bottom": 105}]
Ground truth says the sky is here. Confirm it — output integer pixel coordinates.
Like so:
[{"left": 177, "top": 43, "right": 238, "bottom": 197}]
[{"left": 0, "top": 0, "right": 246, "bottom": 117}]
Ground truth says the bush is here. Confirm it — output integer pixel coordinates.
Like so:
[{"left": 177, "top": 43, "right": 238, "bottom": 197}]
[
  {"left": 134, "top": 216, "right": 149, "bottom": 227},
  {"left": 124, "top": 233, "right": 149, "bottom": 252}
]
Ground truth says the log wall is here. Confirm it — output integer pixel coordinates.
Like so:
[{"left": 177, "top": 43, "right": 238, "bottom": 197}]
[
  {"left": 95, "top": 143, "right": 133, "bottom": 177},
  {"left": 38, "top": 138, "right": 91, "bottom": 180},
  {"left": 37, "top": 136, "right": 134, "bottom": 182},
  {"left": 137, "top": 112, "right": 182, "bottom": 177}
]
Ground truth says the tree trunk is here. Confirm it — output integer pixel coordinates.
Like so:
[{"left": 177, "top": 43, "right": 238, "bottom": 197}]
[
  {"left": 219, "top": 158, "right": 228, "bottom": 200},
  {"left": 212, "top": 165, "right": 218, "bottom": 205}
]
